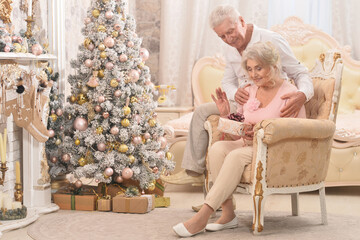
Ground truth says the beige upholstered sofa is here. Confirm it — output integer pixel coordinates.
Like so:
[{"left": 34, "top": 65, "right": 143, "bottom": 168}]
[{"left": 164, "top": 16, "right": 360, "bottom": 187}]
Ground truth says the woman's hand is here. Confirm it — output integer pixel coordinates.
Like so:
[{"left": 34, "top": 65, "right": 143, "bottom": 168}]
[
  {"left": 242, "top": 123, "right": 254, "bottom": 141},
  {"left": 211, "top": 87, "right": 230, "bottom": 118}
]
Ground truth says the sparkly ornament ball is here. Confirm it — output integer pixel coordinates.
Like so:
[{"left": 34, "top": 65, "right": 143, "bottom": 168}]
[
  {"left": 122, "top": 167, "right": 133, "bottom": 179},
  {"left": 104, "top": 37, "right": 115, "bottom": 48},
  {"left": 98, "top": 96, "right": 105, "bottom": 103},
  {"left": 119, "top": 54, "right": 128, "bottom": 62},
  {"left": 158, "top": 136, "right": 167, "bottom": 149},
  {"left": 133, "top": 136, "right": 142, "bottom": 145},
  {"left": 56, "top": 109, "right": 63, "bottom": 116},
  {"left": 94, "top": 105, "right": 102, "bottom": 112},
  {"left": 48, "top": 129, "right": 55, "bottom": 138},
  {"left": 140, "top": 48, "right": 149, "bottom": 61},
  {"left": 51, "top": 156, "right": 58, "bottom": 163},
  {"left": 84, "top": 17, "right": 91, "bottom": 24},
  {"left": 115, "top": 176, "right": 123, "bottom": 183},
  {"left": 75, "top": 180, "right": 83, "bottom": 188},
  {"left": 31, "top": 44, "right": 43, "bottom": 56},
  {"left": 105, "top": 62, "right": 114, "bottom": 70},
  {"left": 73, "top": 117, "right": 88, "bottom": 131},
  {"left": 85, "top": 59, "right": 93, "bottom": 68},
  {"left": 110, "top": 126, "right": 119, "bottom": 135},
  {"left": 62, "top": 153, "right": 71, "bottom": 162},
  {"left": 129, "top": 69, "right": 140, "bottom": 82},
  {"left": 104, "top": 167, "right": 114, "bottom": 177},
  {"left": 97, "top": 142, "right": 106, "bottom": 151},
  {"left": 114, "top": 90, "right": 121, "bottom": 97},
  {"left": 105, "top": 11, "right": 113, "bottom": 19}
]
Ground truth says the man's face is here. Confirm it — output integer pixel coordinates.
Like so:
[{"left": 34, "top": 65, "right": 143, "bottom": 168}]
[{"left": 213, "top": 17, "right": 246, "bottom": 49}]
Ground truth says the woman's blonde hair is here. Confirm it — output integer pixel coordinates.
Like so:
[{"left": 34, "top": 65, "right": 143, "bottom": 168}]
[
  {"left": 241, "top": 42, "right": 281, "bottom": 86},
  {"left": 209, "top": 5, "right": 241, "bottom": 29}
]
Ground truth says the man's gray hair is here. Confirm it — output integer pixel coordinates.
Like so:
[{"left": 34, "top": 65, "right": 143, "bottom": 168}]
[{"left": 209, "top": 5, "right": 241, "bottom": 29}]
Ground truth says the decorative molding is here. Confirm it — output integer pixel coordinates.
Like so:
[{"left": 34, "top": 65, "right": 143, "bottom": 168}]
[{"left": 0, "top": 0, "right": 13, "bottom": 24}]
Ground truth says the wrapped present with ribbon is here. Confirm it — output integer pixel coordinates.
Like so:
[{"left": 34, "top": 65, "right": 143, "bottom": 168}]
[
  {"left": 112, "top": 194, "right": 155, "bottom": 214},
  {"left": 53, "top": 185, "right": 97, "bottom": 211},
  {"left": 217, "top": 115, "right": 246, "bottom": 136},
  {"left": 94, "top": 184, "right": 113, "bottom": 212},
  {"left": 155, "top": 196, "right": 170, "bottom": 208}
]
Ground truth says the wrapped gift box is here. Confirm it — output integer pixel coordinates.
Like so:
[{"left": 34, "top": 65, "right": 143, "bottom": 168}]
[
  {"left": 97, "top": 199, "right": 112, "bottom": 212},
  {"left": 217, "top": 117, "right": 245, "bottom": 136},
  {"left": 155, "top": 196, "right": 170, "bottom": 208},
  {"left": 112, "top": 194, "right": 155, "bottom": 214},
  {"left": 53, "top": 193, "right": 96, "bottom": 211}
]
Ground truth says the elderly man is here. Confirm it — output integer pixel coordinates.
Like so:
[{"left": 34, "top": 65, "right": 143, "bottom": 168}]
[{"left": 161, "top": 5, "right": 313, "bottom": 187}]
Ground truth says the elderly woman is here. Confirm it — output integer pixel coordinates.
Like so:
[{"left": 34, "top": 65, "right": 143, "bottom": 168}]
[{"left": 173, "top": 42, "right": 306, "bottom": 237}]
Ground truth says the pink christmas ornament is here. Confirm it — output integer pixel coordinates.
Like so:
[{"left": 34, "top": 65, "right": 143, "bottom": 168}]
[
  {"left": 104, "top": 167, "right": 114, "bottom": 176},
  {"left": 134, "top": 114, "right": 141, "bottom": 124},
  {"left": 51, "top": 109, "right": 55, "bottom": 114},
  {"left": 121, "top": 167, "right": 133, "bottom": 179},
  {"left": 85, "top": 59, "right": 93, "bottom": 68},
  {"left": 51, "top": 156, "right": 58, "bottom": 163},
  {"left": 97, "top": 142, "right": 106, "bottom": 151},
  {"left": 87, "top": 75, "right": 99, "bottom": 88},
  {"left": 119, "top": 54, "right": 128, "bottom": 62},
  {"left": 114, "top": 24, "right": 121, "bottom": 31},
  {"left": 105, "top": 11, "right": 114, "bottom": 19},
  {"left": 152, "top": 167, "right": 159, "bottom": 174},
  {"left": 127, "top": 41, "right": 134, "bottom": 48},
  {"left": 75, "top": 180, "right": 82, "bottom": 188},
  {"left": 31, "top": 43, "right": 43, "bottom": 56},
  {"left": 88, "top": 43, "right": 95, "bottom": 51},
  {"left": 60, "top": 126, "right": 64, "bottom": 130},
  {"left": 158, "top": 136, "right": 167, "bottom": 149},
  {"left": 144, "top": 132, "right": 151, "bottom": 139},
  {"left": 94, "top": 105, "right": 102, "bottom": 112},
  {"left": 115, "top": 176, "right": 123, "bottom": 183},
  {"left": 84, "top": 17, "right": 91, "bottom": 24},
  {"left": 116, "top": 78, "right": 121, "bottom": 82},
  {"left": 104, "top": 37, "right": 115, "bottom": 48},
  {"left": 102, "top": 112, "right": 110, "bottom": 119},
  {"left": 17, "top": 37, "right": 23, "bottom": 44},
  {"left": 4, "top": 45, "right": 10, "bottom": 52},
  {"left": 98, "top": 96, "right": 105, "bottom": 103},
  {"left": 95, "top": 179, "right": 99, "bottom": 183},
  {"left": 114, "top": 90, "right": 122, "bottom": 97},
  {"left": 139, "top": 48, "right": 149, "bottom": 61},
  {"left": 48, "top": 129, "right": 55, "bottom": 138},
  {"left": 56, "top": 109, "right": 63, "bottom": 116},
  {"left": 110, "top": 126, "right": 119, "bottom": 135},
  {"left": 144, "top": 79, "right": 151, "bottom": 85},
  {"left": 129, "top": 69, "right": 140, "bottom": 82},
  {"left": 157, "top": 151, "right": 165, "bottom": 159},
  {"left": 4, "top": 36, "right": 11, "bottom": 43},
  {"left": 73, "top": 117, "right": 88, "bottom": 131},
  {"left": 105, "top": 62, "right": 114, "bottom": 70},
  {"left": 11, "top": 36, "right": 18, "bottom": 43},
  {"left": 133, "top": 136, "right": 142, "bottom": 145},
  {"left": 62, "top": 153, "right": 71, "bottom": 162},
  {"left": 153, "top": 113, "right": 158, "bottom": 118}
]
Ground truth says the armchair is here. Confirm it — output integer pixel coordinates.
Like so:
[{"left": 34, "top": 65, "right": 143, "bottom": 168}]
[{"left": 204, "top": 50, "right": 342, "bottom": 233}]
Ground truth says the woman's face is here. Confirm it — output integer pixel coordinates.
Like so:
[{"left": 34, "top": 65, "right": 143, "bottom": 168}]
[{"left": 246, "top": 59, "right": 272, "bottom": 87}]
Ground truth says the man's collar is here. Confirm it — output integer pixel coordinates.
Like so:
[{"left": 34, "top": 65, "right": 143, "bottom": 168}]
[{"left": 238, "top": 24, "right": 254, "bottom": 54}]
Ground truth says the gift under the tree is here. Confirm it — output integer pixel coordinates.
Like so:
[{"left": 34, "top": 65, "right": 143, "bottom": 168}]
[
  {"left": 53, "top": 187, "right": 97, "bottom": 211},
  {"left": 155, "top": 196, "right": 170, "bottom": 208},
  {"left": 97, "top": 198, "right": 112, "bottom": 212},
  {"left": 112, "top": 194, "right": 155, "bottom": 214}
]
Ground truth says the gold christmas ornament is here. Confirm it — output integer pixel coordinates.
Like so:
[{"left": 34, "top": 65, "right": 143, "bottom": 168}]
[
  {"left": 128, "top": 155, "right": 135, "bottom": 164},
  {"left": 110, "top": 79, "right": 119, "bottom": 87},
  {"left": 142, "top": 136, "right": 146, "bottom": 144},
  {"left": 67, "top": 114, "right": 72, "bottom": 120},
  {"left": 119, "top": 144, "right": 128, "bottom": 153},
  {"left": 130, "top": 96, "right": 138, "bottom": 103},
  {"left": 98, "top": 25, "right": 106, "bottom": 32},
  {"left": 92, "top": 9, "right": 100, "bottom": 18},
  {"left": 137, "top": 62, "right": 145, "bottom": 69},
  {"left": 46, "top": 66, "right": 53, "bottom": 74},
  {"left": 112, "top": 31, "right": 119, "bottom": 37},
  {"left": 103, "top": 0, "right": 109, "bottom": 3},
  {"left": 117, "top": 7, "right": 122, "bottom": 14},
  {"left": 96, "top": 126, "right": 104, "bottom": 134},
  {"left": 100, "top": 51, "right": 107, "bottom": 59},
  {"left": 21, "top": 45, "right": 27, "bottom": 53},
  {"left": 166, "top": 152, "right": 173, "bottom": 160},
  {"left": 123, "top": 106, "right": 131, "bottom": 115},
  {"left": 78, "top": 157, "right": 87, "bottom": 166},
  {"left": 98, "top": 69, "right": 105, "bottom": 78},
  {"left": 50, "top": 113, "right": 57, "bottom": 122},
  {"left": 75, "top": 139, "right": 81, "bottom": 145},
  {"left": 77, "top": 93, "right": 88, "bottom": 105},
  {"left": 81, "top": 86, "right": 89, "bottom": 94},
  {"left": 148, "top": 119, "right": 156, "bottom": 127},
  {"left": 70, "top": 95, "right": 77, "bottom": 103},
  {"left": 13, "top": 43, "right": 21, "bottom": 53},
  {"left": 147, "top": 183, "right": 155, "bottom": 191},
  {"left": 121, "top": 119, "right": 130, "bottom": 127},
  {"left": 55, "top": 139, "right": 62, "bottom": 145},
  {"left": 98, "top": 43, "right": 106, "bottom": 51},
  {"left": 84, "top": 38, "right": 91, "bottom": 48}
]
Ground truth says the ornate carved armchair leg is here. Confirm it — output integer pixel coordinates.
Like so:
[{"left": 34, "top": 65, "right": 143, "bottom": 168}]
[
  {"left": 319, "top": 187, "right": 328, "bottom": 225},
  {"left": 291, "top": 193, "right": 299, "bottom": 216},
  {"left": 252, "top": 194, "right": 266, "bottom": 234}
]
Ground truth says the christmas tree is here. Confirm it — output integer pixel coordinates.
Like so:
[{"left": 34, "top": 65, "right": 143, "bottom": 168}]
[{"left": 57, "top": 0, "right": 174, "bottom": 191}]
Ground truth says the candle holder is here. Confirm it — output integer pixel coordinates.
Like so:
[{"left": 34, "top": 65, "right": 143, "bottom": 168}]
[
  {"left": 14, "top": 183, "right": 23, "bottom": 203},
  {"left": 0, "top": 162, "right": 8, "bottom": 185},
  {"left": 25, "top": 15, "right": 34, "bottom": 39}
]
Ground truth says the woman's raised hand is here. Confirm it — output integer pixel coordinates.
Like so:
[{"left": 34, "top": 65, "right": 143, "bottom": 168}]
[{"left": 211, "top": 87, "right": 230, "bottom": 118}]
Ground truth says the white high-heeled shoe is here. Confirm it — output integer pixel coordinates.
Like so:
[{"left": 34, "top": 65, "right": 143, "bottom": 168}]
[
  {"left": 205, "top": 216, "right": 238, "bottom": 232},
  {"left": 173, "top": 223, "right": 205, "bottom": 238}
]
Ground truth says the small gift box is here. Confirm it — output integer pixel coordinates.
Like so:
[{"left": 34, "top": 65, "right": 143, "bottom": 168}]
[
  {"left": 112, "top": 194, "right": 155, "bottom": 214},
  {"left": 97, "top": 198, "right": 112, "bottom": 212},
  {"left": 217, "top": 117, "right": 245, "bottom": 136},
  {"left": 155, "top": 196, "right": 170, "bottom": 208}
]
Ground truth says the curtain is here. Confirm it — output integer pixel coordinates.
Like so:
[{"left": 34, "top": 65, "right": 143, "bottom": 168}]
[
  {"left": 332, "top": 0, "right": 360, "bottom": 60},
  {"left": 159, "top": 0, "right": 268, "bottom": 106}
]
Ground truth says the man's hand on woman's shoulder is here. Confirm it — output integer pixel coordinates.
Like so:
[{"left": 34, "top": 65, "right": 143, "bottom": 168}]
[{"left": 280, "top": 91, "right": 306, "bottom": 117}]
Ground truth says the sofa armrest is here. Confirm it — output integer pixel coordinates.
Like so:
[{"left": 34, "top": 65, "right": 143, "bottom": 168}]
[
  {"left": 204, "top": 115, "right": 233, "bottom": 148},
  {"left": 255, "top": 118, "right": 336, "bottom": 145}
]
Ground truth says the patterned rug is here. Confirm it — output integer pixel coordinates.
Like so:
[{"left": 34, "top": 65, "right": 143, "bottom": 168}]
[{"left": 27, "top": 208, "right": 359, "bottom": 240}]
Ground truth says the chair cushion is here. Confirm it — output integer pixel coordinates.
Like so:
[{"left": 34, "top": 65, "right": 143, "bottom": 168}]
[
  {"left": 333, "top": 110, "right": 360, "bottom": 148},
  {"left": 305, "top": 77, "right": 335, "bottom": 119}
]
